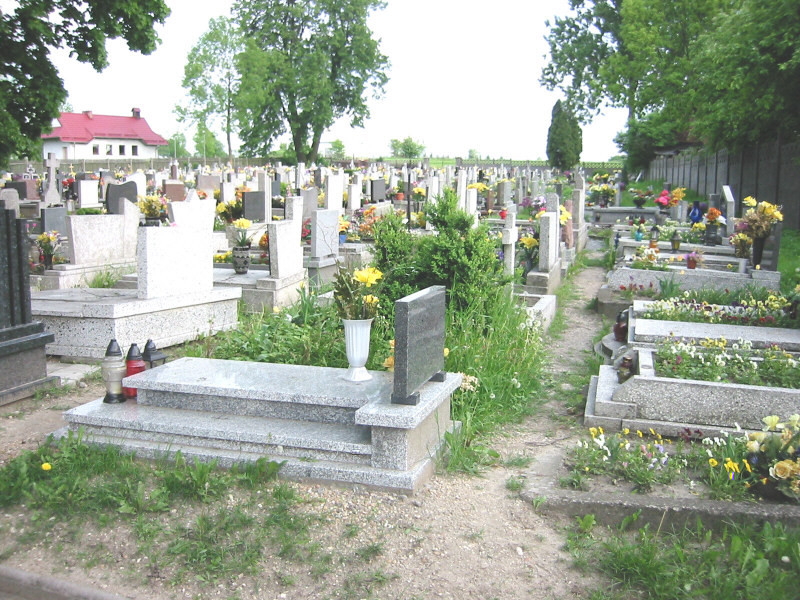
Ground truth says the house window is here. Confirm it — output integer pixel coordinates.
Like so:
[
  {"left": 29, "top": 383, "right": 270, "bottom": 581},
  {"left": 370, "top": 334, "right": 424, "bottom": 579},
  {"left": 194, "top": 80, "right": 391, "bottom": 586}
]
[
  {"left": 119, "top": 145, "right": 126, "bottom": 156},
  {"left": 106, "top": 144, "right": 113, "bottom": 155},
  {"left": 92, "top": 145, "right": 99, "bottom": 155},
  {"left": 131, "top": 145, "right": 139, "bottom": 156}
]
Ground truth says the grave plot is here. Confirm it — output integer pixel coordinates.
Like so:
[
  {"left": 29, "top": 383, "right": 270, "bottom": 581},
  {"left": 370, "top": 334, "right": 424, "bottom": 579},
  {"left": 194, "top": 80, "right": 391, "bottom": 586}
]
[{"left": 57, "top": 286, "right": 461, "bottom": 492}]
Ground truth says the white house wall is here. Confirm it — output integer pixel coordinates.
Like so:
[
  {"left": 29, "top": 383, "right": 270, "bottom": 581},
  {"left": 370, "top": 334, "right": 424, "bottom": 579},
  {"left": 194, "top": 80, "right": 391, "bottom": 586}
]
[{"left": 42, "top": 139, "right": 161, "bottom": 161}]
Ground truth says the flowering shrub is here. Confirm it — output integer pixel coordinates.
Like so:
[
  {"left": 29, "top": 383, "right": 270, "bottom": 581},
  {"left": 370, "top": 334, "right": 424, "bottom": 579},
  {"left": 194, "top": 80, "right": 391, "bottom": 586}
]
[{"left": 655, "top": 337, "right": 800, "bottom": 388}]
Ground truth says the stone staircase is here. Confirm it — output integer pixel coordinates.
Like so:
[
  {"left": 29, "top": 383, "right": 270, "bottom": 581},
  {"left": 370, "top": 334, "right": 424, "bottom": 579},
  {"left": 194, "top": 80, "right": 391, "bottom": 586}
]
[{"left": 58, "top": 357, "right": 461, "bottom": 492}]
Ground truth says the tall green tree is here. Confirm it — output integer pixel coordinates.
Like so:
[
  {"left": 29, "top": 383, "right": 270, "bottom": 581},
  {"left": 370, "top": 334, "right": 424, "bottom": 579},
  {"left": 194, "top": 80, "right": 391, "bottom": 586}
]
[
  {"left": 546, "top": 100, "right": 582, "bottom": 171},
  {"left": 690, "top": 0, "right": 800, "bottom": 150},
  {"left": 328, "top": 139, "right": 346, "bottom": 161},
  {"left": 179, "top": 16, "right": 241, "bottom": 160},
  {"left": 158, "top": 132, "right": 191, "bottom": 159},
  {"left": 233, "top": 0, "right": 389, "bottom": 163},
  {"left": 390, "top": 137, "right": 425, "bottom": 158},
  {"left": 0, "top": 0, "right": 170, "bottom": 166},
  {"left": 193, "top": 123, "right": 226, "bottom": 159}
]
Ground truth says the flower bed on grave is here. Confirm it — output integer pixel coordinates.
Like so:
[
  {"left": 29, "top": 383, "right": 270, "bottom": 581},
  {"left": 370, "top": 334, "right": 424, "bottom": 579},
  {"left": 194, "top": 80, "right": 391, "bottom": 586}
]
[{"left": 637, "top": 290, "right": 800, "bottom": 329}]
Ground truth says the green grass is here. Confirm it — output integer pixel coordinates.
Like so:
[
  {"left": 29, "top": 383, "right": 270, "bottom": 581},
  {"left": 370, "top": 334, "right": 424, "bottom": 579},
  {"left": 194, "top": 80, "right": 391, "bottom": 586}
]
[
  {"left": 569, "top": 518, "right": 800, "bottom": 600},
  {"left": 778, "top": 228, "right": 800, "bottom": 294}
]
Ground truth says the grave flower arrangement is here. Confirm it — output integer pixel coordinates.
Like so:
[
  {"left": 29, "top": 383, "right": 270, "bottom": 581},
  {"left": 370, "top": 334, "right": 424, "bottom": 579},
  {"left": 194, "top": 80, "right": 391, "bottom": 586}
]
[
  {"left": 728, "top": 231, "right": 752, "bottom": 258},
  {"left": 36, "top": 230, "right": 60, "bottom": 257},
  {"left": 704, "top": 207, "right": 725, "bottom": 225},
  {"left": 517, "top": 231, "right": 539, "bottom": 279},
  {"left": 232, "top": 218, "right": 252, "bottom": 248},
  {"left": 746, "top": 415, "right": 800, "bottom": 502},
  {"left": 559, "top": 205, "right": 572, "bottom": 226},
  {"left": 137, "top": 194, "right": 166, "bottom": 219},
  {"left": 216, "top": 198, "right": 243, "bottom": 223},
  {"left": 655, "top": 189, "right": 671, "bottom": 208},
  {"left": 736, "top": 196, "right": 783, "bottom": 238},
  {"left": 467, "top": 182, "right": 490, "bottom": 196},
  {"left": 332, "top": 265, "right": 383, "bottom": 320}
]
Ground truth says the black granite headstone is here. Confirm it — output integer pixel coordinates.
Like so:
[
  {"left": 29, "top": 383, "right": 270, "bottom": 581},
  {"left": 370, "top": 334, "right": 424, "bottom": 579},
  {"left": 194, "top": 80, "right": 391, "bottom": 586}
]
[
  {"left": 371, "top": 179, "right": 386, "bottom": 203},
  {"left": 40, "top": 206, "right": 67, "bottom": 234},
  {"left": 4, "top": 181, "right": 36, "bottom": 201},
  {"left": 391, "top": 286, "right": 447, "bottom": 405},
  {"left": 314, "top": 169, "right": 323, "bottom": 188},
  {"left": 0, "top": 209, "right": 31, "bottom": 328},
  {"left": 242, "top": 190, "right": 269, "bottom": 222},
  {"left": 106, "top": 181, "right": 138, "bottom": 214},
  {"left": 271, "top": 180, "right": 282, "bottom": 199}
]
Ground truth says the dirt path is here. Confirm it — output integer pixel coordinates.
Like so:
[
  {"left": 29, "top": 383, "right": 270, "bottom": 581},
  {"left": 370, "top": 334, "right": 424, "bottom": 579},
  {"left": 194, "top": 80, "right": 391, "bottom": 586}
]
[{"left": 0, "top": 262, "right": 610, "bottom": 600}]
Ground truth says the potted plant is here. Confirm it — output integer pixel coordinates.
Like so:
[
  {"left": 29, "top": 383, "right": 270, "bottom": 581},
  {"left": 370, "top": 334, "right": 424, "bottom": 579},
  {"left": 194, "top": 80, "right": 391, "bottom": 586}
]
[
  {"left": 703, "top": 207, "right": 725, "bottom": 245},
  {"left": 339, "top": 216, "right": 350, "bottom": 244},
  {"left": 684, "top": 250, "right": 703, "bottom": 269},
  {"left": 332, "top": 265, "right": 383, "bottom": 382},
  {"left": 231, "top": 218, "right": 252, "bottom": 274}
]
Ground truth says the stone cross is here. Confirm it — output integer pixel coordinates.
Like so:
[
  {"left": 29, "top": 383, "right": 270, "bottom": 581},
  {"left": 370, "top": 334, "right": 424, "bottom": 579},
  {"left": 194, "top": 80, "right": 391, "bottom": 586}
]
[{"left": 501, "top": 212, "right": 518, "bottom": 276}]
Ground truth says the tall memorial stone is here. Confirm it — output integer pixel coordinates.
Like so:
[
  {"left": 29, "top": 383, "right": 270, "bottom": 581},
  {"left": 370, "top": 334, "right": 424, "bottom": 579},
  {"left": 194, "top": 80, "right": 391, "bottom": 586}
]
[
  {"left": 0, "top": 209, "right": 58, "bottom": 404},
  {"left": 391, "top": 286, "right": 446, "bottom": 405}
]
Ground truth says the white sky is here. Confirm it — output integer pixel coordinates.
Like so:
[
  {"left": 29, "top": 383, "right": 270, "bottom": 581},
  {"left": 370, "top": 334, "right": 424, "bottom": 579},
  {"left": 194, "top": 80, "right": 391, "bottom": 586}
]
[{"left": 47, "top": 0, "right": 628, "bottom": 161}]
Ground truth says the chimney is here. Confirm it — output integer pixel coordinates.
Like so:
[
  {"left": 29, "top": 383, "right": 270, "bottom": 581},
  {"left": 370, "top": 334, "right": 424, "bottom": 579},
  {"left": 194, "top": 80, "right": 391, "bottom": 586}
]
[
  {"left": 83, "top": 110, "right": 93, "bottom": 119},
  {"left": 132, "top": 108, "right": 141, "bottom": 119}
]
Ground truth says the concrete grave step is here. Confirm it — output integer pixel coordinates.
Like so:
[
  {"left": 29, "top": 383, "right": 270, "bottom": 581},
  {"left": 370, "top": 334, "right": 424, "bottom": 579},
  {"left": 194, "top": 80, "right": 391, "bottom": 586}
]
[
  {"left": 126, "top": 357, "right": 392, "bottom": 425},
  {"left": 63, "top": 399, "right": 373, "bottom": 465}
]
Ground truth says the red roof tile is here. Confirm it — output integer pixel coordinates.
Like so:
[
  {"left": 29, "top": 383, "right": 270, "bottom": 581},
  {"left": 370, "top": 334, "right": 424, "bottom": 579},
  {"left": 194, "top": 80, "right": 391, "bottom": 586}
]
[{"left": 42, "top": 111, "right": 168, "bottom": 146}]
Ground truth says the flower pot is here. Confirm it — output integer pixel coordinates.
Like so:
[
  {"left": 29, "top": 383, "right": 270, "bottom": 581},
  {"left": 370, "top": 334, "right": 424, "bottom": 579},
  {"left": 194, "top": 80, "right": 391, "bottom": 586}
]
[
  {"left": 395, "top": 193, "right": 405, "bottom": 201},
  {"left": 43, "top": 253, "right": 53, "bottom": 270},
  {"left": 632, "top": 197, "right": 646, "bottom": 209},
  {"left": 633, "top": 231, "right": 644, "bottom": 242},
  {"left": 752, "top": 236, "right": 766, "bottom": 267},
  {"left": 339, "top": 233, "right": 347, "bottom": 244},
  {"left": 232, "top": 246, "right": 250, "bottom": 274},
  {"left": 687, "top": 257, "right": 697, "bottom": 269},
  {"left": 143, "top": 217, "right": 161, "bottom": 227},
  {"left": 704, "top": 223, "right": 720, "bottom": 246},
  {"left": 499, "top": 209, "right": 507, "bottom": 219},
  {"left": 341, "top": 318, "right": 373, "bottom": 382}
]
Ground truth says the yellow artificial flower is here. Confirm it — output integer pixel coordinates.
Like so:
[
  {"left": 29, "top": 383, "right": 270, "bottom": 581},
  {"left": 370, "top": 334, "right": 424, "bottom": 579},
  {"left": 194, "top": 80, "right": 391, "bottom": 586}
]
[
  {"left": 743, "top": 196, "right": 757, "bottom": 207},
  {"left": 353, "top": 267, "right": 382, "bottom": 288},
  {"left": 520, "top": 236, "right": 538, "bottom": 249},
  {"left": 772, "top": 460, "right": 795, "bottom": 479},
  {"left": 232, "top": 218, "right": 252, "bottom": 230},
  {"left": 362, "top": 294, "right": 379, "bottom": 305}
]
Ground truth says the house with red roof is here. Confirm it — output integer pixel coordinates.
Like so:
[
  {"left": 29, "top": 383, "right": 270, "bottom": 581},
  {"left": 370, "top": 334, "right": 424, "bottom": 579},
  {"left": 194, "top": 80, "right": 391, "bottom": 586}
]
[{"left": 41, "top": 108, "right": 168, "bottom": 160}]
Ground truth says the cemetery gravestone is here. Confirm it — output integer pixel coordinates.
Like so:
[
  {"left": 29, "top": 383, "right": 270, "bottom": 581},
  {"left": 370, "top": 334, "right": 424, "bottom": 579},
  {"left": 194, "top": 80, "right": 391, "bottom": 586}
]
[
  {"left": 76, "top": 179, "right": 100, "bottom": 209},
  {"left": 40, "top": 206, "right": 67, "bottom": 236},
  {"left": 163, "top": 182, "right": 185, "bottom": 203},
  {"left": 302, "top": 187, "right": 319, "bottom": 222},
  {"left": 324, "top": 174, "right": 344, "bottom": 212},
  {"left": 391, "top": 286, "right": 446, "bottom": 405},
  {"left": 0, "top": 209, "right": 58, "bottom": 404},
  {"left": 722, "top": 185, "right": 737, "bottom": 236},
  {"left": 371, "top": 179, "right": 386, "bottom": 203},
  {"left": 106, "top": 181, "right": 138, "bottom": 215},
  {"left": 0, "top": 188, "right": 20, "bottom": 217},
  {"left": 242, "top": 190, "right": 270, "bottom": 222},
  {"left": 310, "top": 208, "right": 339, "bottom": 259},
  {"left": 126, "top": 173, "right": 147, "bottom": 199},
  {"left": 42, "top": 154, "right": 61, "bottom": 206}
]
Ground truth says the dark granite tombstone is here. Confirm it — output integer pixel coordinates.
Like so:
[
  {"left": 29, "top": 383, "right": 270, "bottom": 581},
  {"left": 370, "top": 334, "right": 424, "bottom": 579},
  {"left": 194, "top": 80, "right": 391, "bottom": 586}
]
[
  {"left": 0, "top": 209, "right": 58, "bottom": 405},
  {"left": 371, "top": 179, "right": 386, "bottom": 203},
  {"left": 314, "top": 169, "right": 323, "bottom": 188},
  {"left": 5, "top": 180, "right": 38, "bottom": 201},
  {"left": 271, "top": 180, "right": 282, "bottom": 199},
  {"left": 106, "top": 181, "right": 139, "bottom": 214},
  {"left": 242, "top": 190, "right": 269, "bottom": 222},
  {"left": 40, "top": 206, "right": 67, "bottom": 234},
  {"left": 391, "top": 285, "right": 447, "bottom": 405}
]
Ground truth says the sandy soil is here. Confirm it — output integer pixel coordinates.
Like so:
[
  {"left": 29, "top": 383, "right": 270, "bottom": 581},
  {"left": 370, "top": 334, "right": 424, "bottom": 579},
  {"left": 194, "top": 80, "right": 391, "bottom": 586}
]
[{"left": 0, "top": 263, "right": 610, "bottom": 600}]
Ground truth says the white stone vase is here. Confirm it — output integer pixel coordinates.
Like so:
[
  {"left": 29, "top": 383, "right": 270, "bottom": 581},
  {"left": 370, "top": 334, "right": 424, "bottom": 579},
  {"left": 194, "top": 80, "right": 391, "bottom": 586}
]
[{"left": 341, "top": 318, "right": 373, "bottom": 382}]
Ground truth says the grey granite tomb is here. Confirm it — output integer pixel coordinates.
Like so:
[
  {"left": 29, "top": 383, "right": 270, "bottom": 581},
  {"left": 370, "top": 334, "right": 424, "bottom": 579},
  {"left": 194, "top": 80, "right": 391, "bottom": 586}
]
[{"left": 392, "top": 286, "right": 447, "bottom": 405}]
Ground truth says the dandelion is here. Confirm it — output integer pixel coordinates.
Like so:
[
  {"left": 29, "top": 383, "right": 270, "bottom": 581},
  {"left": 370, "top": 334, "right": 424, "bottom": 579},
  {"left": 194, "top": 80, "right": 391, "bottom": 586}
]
[
  {"left": 637, "top": 430, "right": 643, "bottom": 438},
  {"left": 708, "top": 458, "right": 718, "bottom": 467},
  {"left": 41, "top": 462, "right": 52, "bottom": 471}
]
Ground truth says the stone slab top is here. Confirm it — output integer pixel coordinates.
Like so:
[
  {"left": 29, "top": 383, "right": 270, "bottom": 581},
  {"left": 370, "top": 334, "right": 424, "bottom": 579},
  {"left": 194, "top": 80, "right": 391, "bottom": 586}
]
[
  {"left": 123, "top": 357, "right": 393, "bottom": 409},
  {"left": 631, "top": 314, "right": 800, "bottom": 350},
  {"left": 356, "top": 372, "right": 462, "bottom": 429},
  {"left": 30, "top": 287, "right": 241, "bottom": 318}
]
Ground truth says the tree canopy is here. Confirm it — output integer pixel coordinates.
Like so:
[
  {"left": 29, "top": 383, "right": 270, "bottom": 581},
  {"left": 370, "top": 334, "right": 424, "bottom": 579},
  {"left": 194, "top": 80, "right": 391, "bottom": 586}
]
[
  {"left": 0, "top": 0, "right": 170, "bottom": 166},
  {"left": 543, "top": 0, "right": 800, "bottom": 169},
  {"left": 390, "top": 137, "right": 425, "bottom": 158},
  {"left": 546, "top": 101, "right": 582, "bottom": 171},
  {"left": 233, "top": 0, "right": 389, "bottom": 163},
  {"left": 158, "top": 132, "right": 191, "bottom": 159},
  {"left": 193, "top": 123, "right": 226, "bottom": 158},
  {"left": 179, "top": 16, "right": 241, "bottom": 160}
]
